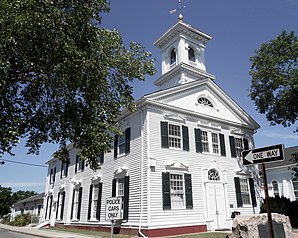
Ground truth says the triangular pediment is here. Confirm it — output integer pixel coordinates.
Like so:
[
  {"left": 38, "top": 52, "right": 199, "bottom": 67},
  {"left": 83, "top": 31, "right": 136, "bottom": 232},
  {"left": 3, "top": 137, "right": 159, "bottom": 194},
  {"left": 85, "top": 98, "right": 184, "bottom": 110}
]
[{"left": 143, "top": 79, "right": 259, "bottom": 130}]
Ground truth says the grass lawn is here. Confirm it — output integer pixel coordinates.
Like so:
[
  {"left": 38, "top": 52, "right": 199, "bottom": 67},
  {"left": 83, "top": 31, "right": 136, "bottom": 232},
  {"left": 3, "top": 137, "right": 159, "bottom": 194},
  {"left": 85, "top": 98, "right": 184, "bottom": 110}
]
[{"left": 47, "top": 227, "right": 230, "bottom": 238}]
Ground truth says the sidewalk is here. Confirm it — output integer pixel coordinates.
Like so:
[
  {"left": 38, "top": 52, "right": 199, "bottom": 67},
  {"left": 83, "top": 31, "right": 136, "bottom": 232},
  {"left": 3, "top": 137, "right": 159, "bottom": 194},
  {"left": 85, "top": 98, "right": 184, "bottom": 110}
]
[{"left": 0, "top": 223, "right": 101, "bottom": 238}]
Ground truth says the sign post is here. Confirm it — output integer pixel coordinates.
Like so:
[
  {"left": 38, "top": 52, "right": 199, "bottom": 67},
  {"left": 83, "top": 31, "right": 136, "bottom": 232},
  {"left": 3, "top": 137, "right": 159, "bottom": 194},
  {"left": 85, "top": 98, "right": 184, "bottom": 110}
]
[
  {"left": 105, "top": 197, "right": 122, "bottom": 238},
  {"left": 242, "top": 144, "right": 285, "bottom": 238}
]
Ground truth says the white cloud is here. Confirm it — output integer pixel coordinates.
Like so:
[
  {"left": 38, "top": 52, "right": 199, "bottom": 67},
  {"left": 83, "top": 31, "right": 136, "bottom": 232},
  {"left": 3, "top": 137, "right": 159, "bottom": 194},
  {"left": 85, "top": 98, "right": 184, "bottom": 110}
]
[{"left": 0, "top": 182, "right": 45, "bottom": 188}]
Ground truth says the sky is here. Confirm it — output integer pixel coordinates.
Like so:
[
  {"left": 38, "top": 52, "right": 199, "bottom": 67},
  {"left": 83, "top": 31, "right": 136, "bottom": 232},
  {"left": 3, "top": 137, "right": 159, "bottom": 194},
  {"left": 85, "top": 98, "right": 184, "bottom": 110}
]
[{"left": 0, "top": 0, "right": 297, "bottom": 193}]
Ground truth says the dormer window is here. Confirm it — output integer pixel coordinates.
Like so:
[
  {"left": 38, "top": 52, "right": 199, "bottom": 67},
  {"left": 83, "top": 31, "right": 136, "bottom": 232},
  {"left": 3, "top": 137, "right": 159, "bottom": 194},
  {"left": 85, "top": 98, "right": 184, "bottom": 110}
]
[
  {"left": 170, "top": 48, "right": 176, "bottom": 65},
  {"left": 188, "top": 47, "right": 195, "bottom": 62},
  {"left": 198, "top": 97, "right": 213, "bottom": 107}
]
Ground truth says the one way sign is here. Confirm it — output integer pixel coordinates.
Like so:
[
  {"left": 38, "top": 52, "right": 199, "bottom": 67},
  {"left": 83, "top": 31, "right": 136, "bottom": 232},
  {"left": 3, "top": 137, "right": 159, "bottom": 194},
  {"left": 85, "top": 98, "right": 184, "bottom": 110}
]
[{"left": 242, "top": 144, "right": 285, "bottom": 165}]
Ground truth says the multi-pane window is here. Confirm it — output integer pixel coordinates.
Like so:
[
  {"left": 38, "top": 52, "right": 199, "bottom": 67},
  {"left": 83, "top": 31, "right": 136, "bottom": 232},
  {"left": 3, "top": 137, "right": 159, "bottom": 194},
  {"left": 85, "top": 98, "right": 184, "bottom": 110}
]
[
  {"left": 92, "top": 184, "right": 99, "bottom": 219},
  {"left": 118, "top": 135, "right": 126, "bottom": 155},
  {"left": 293, "top": 180, "right": 298, "bottom": 201},
  {"left": 212, "top": 133, "right": 219, "bottom": 154},
  {"left": 208, "top": 169, "right": 220, "bottom": 181},
  {"left": 49, "top": 167, "right": 56, "bottom": 184},
  {"left": 235, "top": 137, "right": 243, "bottom": 158},
  {"left": 201, "top": 130, "right": 209, "bottom": 152},
  {"left": 71, "top": 187, "right": 82, "bottom": 220},
  {"left": 117, "top": 178, "right": 125, "bottom": 197},
  {"left": 272, "top": 181, "right": 279, "bottom": 197},
  {"left": 75, "top": 156, "right": 84, "bottom": 173},
  {"left": 169, "top": 124, "right": 181, "bottom": 148},
  {"left": 197, "top": 97, "right": 213, "bottom": 107},
  {"left": 56, "top": 191, "right": 65, "bottom": 220},
  {"left": 240, "top": 179, "right": 251, "bottom": 205},
  {"left": 61, "top": 161, "right": 68, "bottom": 178},
  {"left": 170, "top": 174, "right": 184, "bottom": 208}
]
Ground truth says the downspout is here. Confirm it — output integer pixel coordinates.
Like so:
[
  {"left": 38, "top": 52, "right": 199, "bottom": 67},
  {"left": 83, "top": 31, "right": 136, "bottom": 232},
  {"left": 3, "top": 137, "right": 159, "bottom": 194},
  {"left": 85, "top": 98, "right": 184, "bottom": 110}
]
[{"left": 138, "top": 109, "right": 147, "bottom": 238}]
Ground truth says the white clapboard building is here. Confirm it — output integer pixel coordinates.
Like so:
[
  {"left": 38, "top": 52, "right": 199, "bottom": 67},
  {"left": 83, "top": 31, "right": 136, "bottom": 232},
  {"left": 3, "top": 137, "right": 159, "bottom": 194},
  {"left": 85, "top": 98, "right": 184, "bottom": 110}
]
[{"left": 43, "top": 17, "right": 261, "bottom": 237}]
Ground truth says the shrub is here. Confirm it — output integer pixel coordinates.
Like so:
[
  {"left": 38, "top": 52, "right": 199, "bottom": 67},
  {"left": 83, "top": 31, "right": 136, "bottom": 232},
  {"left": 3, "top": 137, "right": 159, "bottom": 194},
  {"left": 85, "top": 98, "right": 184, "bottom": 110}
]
[
  {"left": 260, "top": 196, "right": 298, "bottom": 228},
  {"left": 10, "top": 213, "right": 31, "bottom": 226},
  {"left": 1, "top": 214, "right": 11, "bottom": 224}
]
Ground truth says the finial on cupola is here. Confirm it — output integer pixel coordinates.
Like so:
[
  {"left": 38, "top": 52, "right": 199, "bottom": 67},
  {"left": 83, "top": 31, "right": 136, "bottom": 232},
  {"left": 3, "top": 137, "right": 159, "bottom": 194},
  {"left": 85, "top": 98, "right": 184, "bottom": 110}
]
[{"left": 178, "top": 13, "right": 183, "bottom": 22}]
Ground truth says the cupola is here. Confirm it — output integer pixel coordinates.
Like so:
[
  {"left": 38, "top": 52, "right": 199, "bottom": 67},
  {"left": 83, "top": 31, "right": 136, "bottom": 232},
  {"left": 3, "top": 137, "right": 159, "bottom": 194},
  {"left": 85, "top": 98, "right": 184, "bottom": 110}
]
[{"left": 154, "top": 16, "right": 215, "bottom": 90}]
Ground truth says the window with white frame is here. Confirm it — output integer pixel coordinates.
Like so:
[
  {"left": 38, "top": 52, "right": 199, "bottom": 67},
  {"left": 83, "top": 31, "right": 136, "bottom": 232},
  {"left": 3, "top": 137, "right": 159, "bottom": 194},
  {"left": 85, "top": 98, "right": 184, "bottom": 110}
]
[
  {"left": 49, "top": 167, "right": 56, "bottom": 184},
  {"left": 211, "top": 133, "right": 220, "bottom": 154},
  {"left": 272, "top": 181, "right": 279, "bottom": 197},
  {"left": 75, "top": 156, "right": 84, "bottom": 173},
  {"left": 240, "top": 178, "right": 251, "bottom": 205},
  {"left": 71, "top": 187, "right": 82, "bottom": 220},
  {"left": 118, "top": 135, "right": 126, "bottom": 155},
  {"left": 89, "top": 184, "right": 101, "bottom": 220},
  {"left": 114, "top": 128, "right": 130, "bottom": 158},
  {"left": 60, "top": 161, "right": 68, "bottom": 179},
  {"left": 56, "top": 191, "right": 65, "bottom": 220},
  {"left": 201, "top": 130, "right": 209, "bottom": 152},
  {"left": 162, "top": 172, "right": 193, "bottom": 210},
  {"left": 235, "top": 137, "right": 243, "bottom": 158},
  {"left": 112, "top": 176, "right": 129, "bottom": 220},
  {"left": 170, "top": 174, "right": 185, "bottom": 208},
  {"left": 169, "top": 124, "right": 181, "bottom": 148}
]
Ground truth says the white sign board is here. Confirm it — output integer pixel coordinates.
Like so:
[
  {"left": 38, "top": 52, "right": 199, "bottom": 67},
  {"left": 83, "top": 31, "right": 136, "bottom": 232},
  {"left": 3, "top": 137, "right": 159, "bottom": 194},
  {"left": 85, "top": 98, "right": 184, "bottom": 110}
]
[
  {"left": 105, "top": 197, "right": 122, "bottom": 221},
  {"left": 242, "top": 144, "right": 284, "bottom": 165}
]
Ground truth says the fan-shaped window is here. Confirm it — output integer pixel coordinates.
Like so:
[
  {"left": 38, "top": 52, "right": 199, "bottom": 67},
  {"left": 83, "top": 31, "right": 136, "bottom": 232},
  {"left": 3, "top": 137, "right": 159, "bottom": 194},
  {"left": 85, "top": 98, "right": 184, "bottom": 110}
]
[
  {"left": 188, "top": 47, "right": 195, "bottom": 62},
  {"left": 198, "top": 97, "right": 213, "bottom": 107},
  {"left": 272, "top": 180, "right": 279, "bottom": 197},
  {"left": 170, "top": 48, "right": 176, "bottom": 65},
  {"left": 208, "top": 169, "right": 220, "bottom": 181}
]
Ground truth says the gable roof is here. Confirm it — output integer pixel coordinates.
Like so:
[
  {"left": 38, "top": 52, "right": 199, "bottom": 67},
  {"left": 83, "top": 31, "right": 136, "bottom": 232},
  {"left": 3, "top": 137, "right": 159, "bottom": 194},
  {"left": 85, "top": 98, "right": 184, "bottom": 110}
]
[
  {"left": 131, "top": 79, "right": 260, "bottom": 131},
  {"left": 13, "top": 193, "right": 45, "bottom": 206}
]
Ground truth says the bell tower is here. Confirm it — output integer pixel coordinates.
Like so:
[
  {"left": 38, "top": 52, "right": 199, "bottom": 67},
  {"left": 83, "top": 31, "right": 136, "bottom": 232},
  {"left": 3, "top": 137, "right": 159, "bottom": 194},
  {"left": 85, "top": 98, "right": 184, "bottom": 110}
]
[{"left": 154, "top": 15, "right": 215, "bottom": 90}]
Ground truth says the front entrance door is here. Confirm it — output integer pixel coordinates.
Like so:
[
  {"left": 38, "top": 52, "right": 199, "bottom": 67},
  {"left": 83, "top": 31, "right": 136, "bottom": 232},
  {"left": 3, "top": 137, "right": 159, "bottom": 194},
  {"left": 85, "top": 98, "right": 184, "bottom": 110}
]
[{"left": 206, "top": 183, "right": 227, "bottom": 230}]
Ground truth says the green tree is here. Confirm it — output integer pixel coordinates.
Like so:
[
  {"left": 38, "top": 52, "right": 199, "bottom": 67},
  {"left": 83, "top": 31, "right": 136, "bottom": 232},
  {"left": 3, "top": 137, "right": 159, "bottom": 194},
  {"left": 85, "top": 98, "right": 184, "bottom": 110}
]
[
  {"left": 0, "top": 185, "right": 12, "bottom": 217},
  {"left": 0, "top": 0, "right": 155, "bottom": 170},
  {"left": 11, "top": 190, "right": 37, "bottom": 204},
  {"left": 249, "top": 30, "right": 298, "bottom": 132}
]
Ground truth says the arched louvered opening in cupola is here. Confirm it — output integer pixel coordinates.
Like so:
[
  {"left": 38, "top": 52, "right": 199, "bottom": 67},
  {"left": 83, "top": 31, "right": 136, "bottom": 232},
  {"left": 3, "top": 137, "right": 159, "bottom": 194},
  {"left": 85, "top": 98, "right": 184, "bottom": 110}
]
[{"left": 170, "top": 48, "right": 176, "bottom": 65}]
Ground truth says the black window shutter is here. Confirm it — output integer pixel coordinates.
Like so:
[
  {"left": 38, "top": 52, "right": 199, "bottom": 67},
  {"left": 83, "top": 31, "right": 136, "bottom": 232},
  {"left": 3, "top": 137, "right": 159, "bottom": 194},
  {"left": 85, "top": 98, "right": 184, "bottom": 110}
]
[
  {"left": 88, "top": 185, "right": 93, "bottom": 220},
  {"left": 49, "top": 169, "right": 53, "bottom": 184},
  {"left": 45, "top": 196, "right": 49, "bottom": 219},
  {"left": 243, "top": 138, "right": 249, "bottom": 150},
  {"left": 77, "top": 187, "right": 83, "bottom": 220},
  {"left": 53, "top": 167, "right": 56, "bottom": 182},
  {"left": 112, "top": 179, "right": 116, "bottom": 197},
  {"left": 60, "top": 192, "right": 65, "bottom": 220},
  {"left": 219, "top": 133, "right": 226, "bottom": 156},
  {"left": 184, "top": 174, "right": 193, "bottom": 209},
  {"left": 70, "top": 188, "right": 75, "bottom": 219},
  {"left": 48, "top": 196, "right": 53, "bottom": 219},
  {"left": 99, "top": 152, "right": 104, "bottom": 164},
  {"left": 229, "top": 136, "right": 236, "bottom": 158},
  {"left": 60, "top": 162, "right": 63, "bottom": 179},
  {"left": 182, "top": 126, "right": 189, "bottom": 151},
  {"left": 162, "top": 172, "right": 171, "bottom": 210},
  {"left": 249, "top": 178, "right": 257, "bottom": 207},
  {"left": 125, "top": 128, "right": 131, "bottom": 154},
  {"left": 65, "top": 163, "right": 68, "bottom": 177},
  {"left": 234, "top": 177, "right": 243, "bottom": 207},
  {"left": 81, "top": 159, "right": 85, "bottom": 171},
  {"left": 123, "top": 176, "right": 129, "bottom": 220},
  {"left": 56, "top": 192, "right": 60, "bottom": 219},
  {"left": 96, "top": 183, "right": 103, "bottom": 220},
  {"left": 194, "top": 128, "right": 202, "bottom": 153},
  {"left": 75, "top": 156, "right": 78, "bottom": 173},
  {"left": 160, "top": 121, "right": 169, "bottom": 148},
  {"left": 114, "top": 135, "right": 118, "bottom": 158}
]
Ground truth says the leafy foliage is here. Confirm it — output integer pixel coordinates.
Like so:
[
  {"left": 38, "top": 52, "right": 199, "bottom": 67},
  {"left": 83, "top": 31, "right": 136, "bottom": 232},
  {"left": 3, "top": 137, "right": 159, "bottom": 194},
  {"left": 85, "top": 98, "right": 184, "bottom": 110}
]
[
  {"left": 0, "top": 0, "right": 155, "bottom": 170},
  {"left": 260, "top": 196, "right": 298, "bottom": 227},
  {"left": 0, "top": 186, "right": 37, "bottom": 217},
  {"left": 249, "top": 30, "right": 298, "bottom": 132},
  {"left": 10, "top": 213, "right": 31, "bottom": 227},
  {"left": 0, "top": 185, "right": 12, "bottom": 216}
]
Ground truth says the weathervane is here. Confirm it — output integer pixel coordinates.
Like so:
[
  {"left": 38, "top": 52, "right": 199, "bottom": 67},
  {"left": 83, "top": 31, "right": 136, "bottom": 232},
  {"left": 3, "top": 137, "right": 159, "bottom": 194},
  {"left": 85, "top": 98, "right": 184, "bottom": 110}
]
[{"left": 169, "top": 0, "right": 186, "bottom": 18}]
